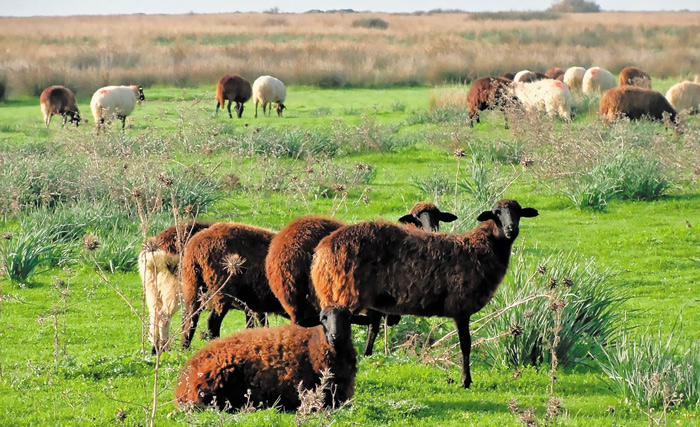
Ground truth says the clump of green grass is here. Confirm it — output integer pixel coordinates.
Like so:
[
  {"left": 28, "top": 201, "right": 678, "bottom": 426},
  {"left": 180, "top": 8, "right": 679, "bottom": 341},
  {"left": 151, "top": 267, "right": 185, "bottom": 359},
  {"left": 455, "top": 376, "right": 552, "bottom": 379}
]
[
  {"left": 0, "top": 228, "right": 56, "bottom": 285},
  {"left": 404, "top": 106, "right": 467, "bottom": 125},
  {"left": 86, "top": 233, "right": 140, "bottom": 273}
]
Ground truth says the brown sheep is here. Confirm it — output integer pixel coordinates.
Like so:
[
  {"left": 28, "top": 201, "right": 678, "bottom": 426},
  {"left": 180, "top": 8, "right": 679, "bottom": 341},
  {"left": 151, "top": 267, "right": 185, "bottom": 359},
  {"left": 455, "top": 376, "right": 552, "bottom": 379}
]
[
  {"left": 175, "top": 305, "right": 356, "bottom": 412},
  {"left": 265, "top": 203, "right": 457, "bottom": 356},
  {"left": 600, "top": 86, "right": 677, "bottom": 128},
  {"left": 181, "top": 222, "right": 287, "bottom": 349},
  {"left": 619, "top": 66, "right": 652, "bottom": 89},
  {"left": 500, "top": 72, "right": 516, "bottom": 81},
  {"left": 466, "top": 76, "right": 516, "bottom": 129},
  {"left": 310, "top": 199, "right": 538, "bottom": 389},
  {"left": 545, "top": 67, "right": 565, "bottom": 81},
  {"left": 139, "top": 221, "right": 212, "bottom": 354},
  {"left": 215, "top": 74, "right": 252, "bottom": 119},
  {"left": 39, "top": 85, "right": 81, "bottom": 127}
]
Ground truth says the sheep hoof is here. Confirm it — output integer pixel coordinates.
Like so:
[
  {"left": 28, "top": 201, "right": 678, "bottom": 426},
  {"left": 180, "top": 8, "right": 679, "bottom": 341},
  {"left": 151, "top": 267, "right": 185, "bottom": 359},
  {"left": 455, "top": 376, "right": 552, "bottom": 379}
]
[{"left": 461, "top": 374, "right": 472, "bottom": 389}]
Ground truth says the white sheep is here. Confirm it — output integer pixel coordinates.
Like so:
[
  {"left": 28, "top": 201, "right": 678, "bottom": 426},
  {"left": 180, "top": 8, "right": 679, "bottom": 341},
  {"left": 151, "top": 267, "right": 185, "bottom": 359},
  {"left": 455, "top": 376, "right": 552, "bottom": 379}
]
[
  {"left": 582, "top": 67, "right": 616, "bottom": 94},
  {"left": 513, "top": 79, "right": 572, "bottom": 121},
  {"left": 665, "top": 81, "right": 700, "bottom": 114},
  {"left": 252, "top": 75, "right": 287, "bottom": 117},
  {"left": 90, "top": 85, "right": 145, "bottom": 131},
  {"left": 514, "top": 70, "right": 538, "bottom": 83},
  {"left": 563, "top": 67, "right": 586, "bottom": 91}
]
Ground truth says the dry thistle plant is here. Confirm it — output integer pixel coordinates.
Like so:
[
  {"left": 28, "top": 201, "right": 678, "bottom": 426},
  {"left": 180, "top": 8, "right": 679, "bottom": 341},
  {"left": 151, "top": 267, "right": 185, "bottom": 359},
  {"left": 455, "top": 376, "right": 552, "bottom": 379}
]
[{"left": 295, "top": 369, "right": 347, "bottom": 425}]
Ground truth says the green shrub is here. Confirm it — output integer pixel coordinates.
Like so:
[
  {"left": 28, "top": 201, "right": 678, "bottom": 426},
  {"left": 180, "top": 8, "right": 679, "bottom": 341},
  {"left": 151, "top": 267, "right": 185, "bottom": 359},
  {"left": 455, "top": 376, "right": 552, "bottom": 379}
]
[
  {"left": 0, "top": 228, "right": 56, "bottom": 284},
  {"left": 548, "top": 0, "right": 601, "bottom": 13},
  {"left": 352, "top": 18, "right": 389, "bottom": 30},
  {"left": 86, "top": 233, "right": 140, "bottom": 273}
]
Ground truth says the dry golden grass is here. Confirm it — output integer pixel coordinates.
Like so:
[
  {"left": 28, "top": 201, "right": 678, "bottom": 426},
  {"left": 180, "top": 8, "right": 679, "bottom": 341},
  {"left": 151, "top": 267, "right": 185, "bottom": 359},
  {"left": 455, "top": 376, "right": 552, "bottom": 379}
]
[{"left": 1, "top": 12, "right": 699, "bottom": 96}]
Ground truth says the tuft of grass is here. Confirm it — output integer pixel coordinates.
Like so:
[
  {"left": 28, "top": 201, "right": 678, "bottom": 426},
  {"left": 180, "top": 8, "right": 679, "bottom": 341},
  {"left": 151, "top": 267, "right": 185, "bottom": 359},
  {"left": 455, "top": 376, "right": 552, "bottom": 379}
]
[{"left": 0, "top": 228, "right": 56, "bottom": 285}]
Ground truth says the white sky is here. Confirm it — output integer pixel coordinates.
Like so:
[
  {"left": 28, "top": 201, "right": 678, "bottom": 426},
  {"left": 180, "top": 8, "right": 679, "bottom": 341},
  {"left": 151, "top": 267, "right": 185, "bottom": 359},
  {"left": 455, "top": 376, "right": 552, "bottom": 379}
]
[{"left": 0, "top": 0, "right": 698, "bottom": 16}]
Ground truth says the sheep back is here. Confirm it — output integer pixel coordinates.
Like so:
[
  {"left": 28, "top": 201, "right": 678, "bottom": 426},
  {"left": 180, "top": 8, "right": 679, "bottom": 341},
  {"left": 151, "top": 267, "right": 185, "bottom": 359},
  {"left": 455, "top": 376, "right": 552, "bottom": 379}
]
[
  {"left": 152, "top": 221, "right": 213, "bottom": 256},
  {"left": 265, "top": 216, "right": 344, "bottom": 326},
  {"left": 563, "top": 66, "right": 586, "bottom": 91},
  {"left": 665, "top": 82, "right": 700, "bottom": 114},
  {"left": 600, "top": 86, "right": 677, "bottom": 123},
  {"left": 619, "top": 66, "right": 652, "bottom": 89},
  {"left": 39, "top": 85, "right": 80, "bottom": 127},
  {"left": 545, "top": 67, "right": 565, "bottom": 81},
  {"left": 582, "top": 67, "right": 617, "bottom": 94},
  {"left": 175, "top": 308, "right": 356, "bottom": 411},
  {"left": 513, "top": 79, "right": 572, "bottom": 121}
]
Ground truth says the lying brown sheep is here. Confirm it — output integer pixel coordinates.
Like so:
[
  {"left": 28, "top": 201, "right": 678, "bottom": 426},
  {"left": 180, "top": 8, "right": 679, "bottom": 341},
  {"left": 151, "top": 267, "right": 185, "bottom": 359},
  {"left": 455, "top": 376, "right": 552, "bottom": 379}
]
[
  {"left": 175, "top": 305, "right": 356, "bottom": 412},
  {"left": 311, "top": 199, "right": 538, "bottom": 389},
  {"left": 600, "top": 86, "right": 677, "bottom": 128},
  {"left": 466, "top": 76, "right": 516, "bottom": 129},
  {"left": 39, "top": 85, "right": 81, "bottom": 128},
  {"left": 265, "top": 203, "right": 457, "bottom": 356},
  {"left": 215, "top": 74, "right": 252, "bottom": 119},
  {"left": 619, "top": 66, "right": 652, "bottom": 89},
  {"left": 181, "top": 222, "right": 286, "bottom": 349}
]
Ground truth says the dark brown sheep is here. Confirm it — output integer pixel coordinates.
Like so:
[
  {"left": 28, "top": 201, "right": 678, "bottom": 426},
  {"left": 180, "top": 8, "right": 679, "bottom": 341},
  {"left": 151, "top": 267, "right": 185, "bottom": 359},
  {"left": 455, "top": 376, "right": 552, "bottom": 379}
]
[
  {"left": 215, "top": 74, "right": 252, "bottom": 119},
  {"left": 181, "top": 222, "right": 286, "bottom": 349},
  {"left": 500, "top": 72, "right": 516, "bottom": 81},
  {"left": 600, "top": 86, "right": 677, "bottom": 127},
  {"left": 466, "top": 76, "right": 516, "bottom": 129},
  {"left": 39, "top": 85, "right": 81, "bottom": 127},
  {"left": 139, "top": 221, "right": 213, "bottom": 354},
  {"left": 311, "top": 199, "right": 538, "bottom": 389},
  {"left": 264, "top": 203, "right": 457, "bottom": 356},
  {"left": 619, "top": 66, "right": 652, "bottom": 89},
  {"left": 175, "top": 305, "right": 356, "bottom": 412},
  {"left": 545, "top": 67, "right": 565, "bottom": 81}
]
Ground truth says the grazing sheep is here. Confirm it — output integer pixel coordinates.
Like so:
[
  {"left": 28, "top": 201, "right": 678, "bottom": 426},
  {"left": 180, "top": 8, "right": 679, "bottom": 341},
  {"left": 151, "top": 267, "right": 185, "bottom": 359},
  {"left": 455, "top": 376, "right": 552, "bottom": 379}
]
[
  {"left": 563, "top": 66, "right": 586, "bottom": 91},
  {"left": 215, "top": 74, "right": 252, "bottom": 119},
  {"left": 582, "top": 67, "right": 616, "bottom": 94},
  {"left": 175, "top": 305, "right": 356, "bottom": 412},
  {"left": 311, "top": 199, "right": 538, "bottom": 388},
  {"left": 39, "top": 85, "right": 81, "bottom": 128},
  {"left": 90, "top": 85, "right": 145, "bottom": 131},
  {"left": 252, "top": 75, "right": 287, "bottom": 118},
  {"left": 619, "top": 66, "right": 652, "bottom": 89},
  {"left": 181, "top": 222, "right": 286, "bottom": 349},
  {"left": 265, "top": 203, "right": 457, "bottom": 356},
  {"left": 600, "top": 86, "right": 678, "bottom": 126},
  {"left": 545, "top": 67, "right": 565, "bottom": 81},
  {"left": 500, "top": 72, "right": 516, "bottom": 81},
  {"left": 513, "top": 79, "right": 572, "bottom": 121},
  {"left": 139, "top": 221, "right": 213, "bottom": 353},
  {"left": 466, "top": 76, "right": 516, "bottom": 129},
  {"left": 665, "top": 81, "right": 700, "bottom": 114},
  {"left": 513, "top": 70, "right": 538, "bottom": 83}
]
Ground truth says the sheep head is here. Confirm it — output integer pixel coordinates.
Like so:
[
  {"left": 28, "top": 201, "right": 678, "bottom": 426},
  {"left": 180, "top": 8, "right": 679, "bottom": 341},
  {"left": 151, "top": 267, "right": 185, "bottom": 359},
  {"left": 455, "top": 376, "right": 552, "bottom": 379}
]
[
  {"left": 320, "top": 305, "right": 353, "bottom": 349},
  {"left": 276, "top": 103, "right": 286, "bottom": 117},
  {"left": 477, "top": 199, "right": 538, "bottom": 241},
  {"left": 398, "top": 202, "right": 457, "bottom": 232}
]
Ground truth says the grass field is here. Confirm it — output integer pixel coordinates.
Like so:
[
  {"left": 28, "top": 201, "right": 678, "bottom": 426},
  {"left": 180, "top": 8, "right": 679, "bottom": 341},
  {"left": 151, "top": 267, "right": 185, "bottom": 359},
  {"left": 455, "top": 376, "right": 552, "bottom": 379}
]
[{"left": 1, "top": 10, "right": 700, "bottom": 427}]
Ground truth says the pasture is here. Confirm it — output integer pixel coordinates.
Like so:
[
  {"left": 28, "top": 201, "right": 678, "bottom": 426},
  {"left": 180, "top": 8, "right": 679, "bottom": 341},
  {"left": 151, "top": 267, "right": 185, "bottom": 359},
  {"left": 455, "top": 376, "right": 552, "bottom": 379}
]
[{"left": 1, "top": 11, "right": 700, "bottom": 427}]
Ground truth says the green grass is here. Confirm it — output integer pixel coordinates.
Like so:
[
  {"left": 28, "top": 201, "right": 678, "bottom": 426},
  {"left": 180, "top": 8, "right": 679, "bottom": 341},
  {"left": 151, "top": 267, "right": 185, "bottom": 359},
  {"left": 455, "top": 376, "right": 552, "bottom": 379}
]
[{"left": 1, "top": 83, "right": 699, "bottom": 426}]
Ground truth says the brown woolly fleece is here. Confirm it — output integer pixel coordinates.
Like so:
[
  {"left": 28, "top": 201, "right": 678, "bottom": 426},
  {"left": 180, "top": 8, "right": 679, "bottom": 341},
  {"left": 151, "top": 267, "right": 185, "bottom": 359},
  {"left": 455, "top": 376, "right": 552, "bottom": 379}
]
[
  {"left": 152, "top": 221, "right": 213, "bottom": 256},
  {"left": 39, "top": 85, "right": 81, "bottom": 127},
  {"left": 619, "top": 66, "right": 652, "bottom": 89},
  {"left": 600, "top": 86, "right": 677, "bottom": 124},
  {"left": 467, "top": 76, "right": 515, "bottom": 129},
  {"left": 215, "top": 74, "right": 252, "bottom": 118},
  {"left": 310, "top": 199, "right": 538, "bottom": 388},
  {"left": 181, "top": 222, "right": 285, "bottom": 348},
  {"left": 175, "top": 305, "right": 356, "bottom": 412},
  {"left": 545, "top": 67, "right": 565, "bottom": 81}
]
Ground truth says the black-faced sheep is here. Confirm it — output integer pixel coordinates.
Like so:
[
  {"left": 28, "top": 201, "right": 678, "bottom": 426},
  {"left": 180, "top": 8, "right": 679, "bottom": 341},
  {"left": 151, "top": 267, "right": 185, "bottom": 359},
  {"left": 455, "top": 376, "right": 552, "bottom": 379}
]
[
  {"left": 139, "top": 221, "right": 212, "bottom": 354},
  {"left": 466, "top": 76, "right": 516, "bottom": 129},
  {"left": 545, "top": 67, "right": 565, "bottom": 81},
  {"left": 252, "top": 75, "right": 287, "bottom": 117},
  {"left": 90, "top": 85, "right": 145, "bottom": 131},
  {"left": 180, "top": 222, "right": 286, "bottom": 349},
  {"left": 310, "top": 199, "right": 538, "bottom": 389},
  {"left": 665, "top": 81, "right": 700, "bottom": 114},
  {"left": 619, "top": 66, "right": 652, "bottom": 89},
  {"left": 563, "top": 66, "right": 586, "bottom": 91},
  {"left": 582, "top": 67, "right": 616, "bottom": 94},
  {"left": 600, "top": 86, "right": 677, "bottom": 126},
  {"left": 512, "top": 79, "right": 572, "bottom": 121},
  {"left": 264, "top": 203, "right": 457, "bottom": 356},
  {"left": 39, "top": 85, "right": 81, "bottom": 127},
  {"left": 215, "top": 74, "right": 252, "bottom": 119},
  {"left": 175, "top": 305, "right": 356, "bottom": 412}
]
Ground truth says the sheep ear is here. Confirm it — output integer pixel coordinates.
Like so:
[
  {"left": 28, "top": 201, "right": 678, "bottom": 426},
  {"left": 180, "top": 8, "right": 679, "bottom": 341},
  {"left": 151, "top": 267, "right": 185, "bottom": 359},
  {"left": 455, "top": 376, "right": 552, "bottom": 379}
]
[
  {"left": 520, "top": 208, "right": 539, "bottom": 218},
  {"left": 439, "top": 212, "right": 458, "bottom": 223},
  {"left": 398, "top": 214, "right": 421, "bottom": 227},
  {"left": 477, "top": 211, "right": 496, "bottom": 222}
]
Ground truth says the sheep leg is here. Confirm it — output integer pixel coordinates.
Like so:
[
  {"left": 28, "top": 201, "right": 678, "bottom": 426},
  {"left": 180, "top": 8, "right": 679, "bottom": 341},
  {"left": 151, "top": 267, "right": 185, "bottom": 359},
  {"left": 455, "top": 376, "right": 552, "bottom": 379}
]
[
  {"left": 235, "top": 102, "right": 244, "bottom": 118},
  {"left": 119, "top": 115, "right": 126, "bottom": 130},
  {"left": 455, "top": 316, "right": 472, "bottom": 388},
  {"left": 503, "top": 110, "right": 510, "bottom": 129},
  {"left": 62, "top": 114, "right": 68, "bottom": 127},
  {"left": 255, "top": 101, "right": 259, "bottom": 118},
  {"left": 206, "top": 307, "right": 229, "bottom": 339},
  {"left": 182, "top": 297, "right": 201, "bottom": 349},
  {"left": 226, "top": 100, "right": 233, "bottom": 119},
  {"left": 363, "top": 310, "right": 383, "bottom": 356},
  {"left": 215, "top": 101, "right": 221, "bottom": 117}
]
